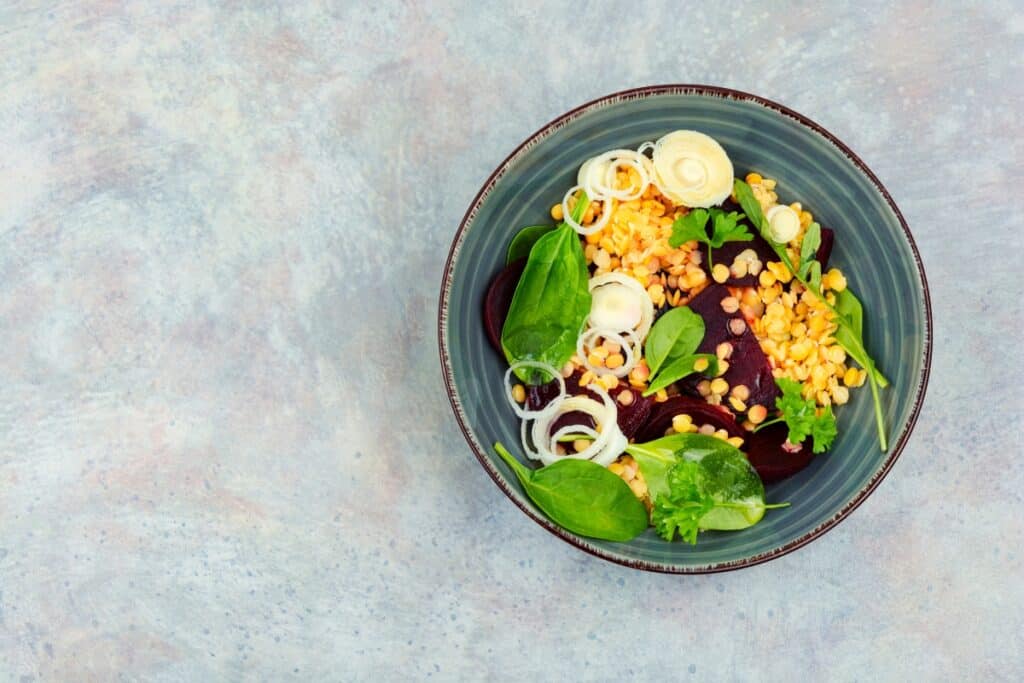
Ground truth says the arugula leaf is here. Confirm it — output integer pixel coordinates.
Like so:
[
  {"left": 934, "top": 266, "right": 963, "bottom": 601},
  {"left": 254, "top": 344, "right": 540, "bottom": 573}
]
[
  {"left": 797, "top": 222, "right": 822, "bottom": 280},
  {"left": 807, "top": 260, "right": 822, "bottom": 291},
  {"left": 506, "top": 225, "right": 555, "bottom": 264},
  {"left": 494, "top": 442, "right": 649, "bottom": 542},
  {"left": 733, "top": 180, "right": 771, "bottom": 243},
  {"left": 640, "top": 306, "right": 716, "bottom": 396},
  {"left": 501, "top": 194, "right": 593, "bottom": 384},
  {"left": 772, "top": 378, "right": 837, "bottom": 454}
]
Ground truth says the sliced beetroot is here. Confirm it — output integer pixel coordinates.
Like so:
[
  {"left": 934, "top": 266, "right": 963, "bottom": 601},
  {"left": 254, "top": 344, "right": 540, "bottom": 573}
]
[
  {"left": 550, "top": 410, "right": 595, "bottom": 435},
  {"left": 698, "top": 233, "right": 779, "bottom": 287},
  {"left": 680, "top": 284, "right": 780, "bottom": 412},
  {"left": 635, "top": 395, "right": 743, "bottom": 443},
  {"left": 482, "top": 259, "right": 525, "bottom": 354},
  {"left": 744, "top": 422, "right": 815, "bottom": 483},
  {"left": 615, "top": 387, "right": 653, "bottom": 440}
]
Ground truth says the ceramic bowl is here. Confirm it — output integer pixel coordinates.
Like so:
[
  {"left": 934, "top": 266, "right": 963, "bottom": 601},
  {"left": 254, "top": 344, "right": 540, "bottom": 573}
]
[{"left": 438, "top": 85, "right": 931, "bottom": 573}]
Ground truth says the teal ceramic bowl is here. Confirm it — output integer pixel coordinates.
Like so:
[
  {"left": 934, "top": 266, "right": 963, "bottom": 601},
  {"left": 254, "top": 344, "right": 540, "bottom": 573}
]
[{"left": 439, "top": 85, "right": 931, "bottom": 573}]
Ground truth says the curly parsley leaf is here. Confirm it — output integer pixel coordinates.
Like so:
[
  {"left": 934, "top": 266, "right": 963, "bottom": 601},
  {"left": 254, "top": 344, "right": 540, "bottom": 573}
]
[
  {"left": 708, "top": 210, "right": 753, "bottom": 248},
  {"left": 668, "top": 209, "right": 710, "bottom": 248},
  {"left": 810, "top": 404, "right": 838, "bottom": 454},
  {"left": 773, "top": 378, "right": 837, "bottom": 454},
  {"left": 668, "top": 208, "right": 753, "bottom": 270},
  {"left": 651, "top": 460, "right": 713, "bottom": 544}
]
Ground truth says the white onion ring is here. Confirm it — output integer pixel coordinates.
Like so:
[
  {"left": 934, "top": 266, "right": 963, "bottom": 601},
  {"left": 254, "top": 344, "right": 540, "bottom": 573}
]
[
  {"left": 579, "top": 149, "right": 650, "bottom": 201},
  {"left": 588, "top": 272, "right": 655, "bottom": 341},
  {"left": 503, "top": 361, "right": 565, "bottom": 420},
  {"left": 529, "top": 385, "right": 625, "bottom": 466},
  {"left": 549, "top": 424, "right": 600, "bottom": 454},
  {"left": 637, "top": 141, "right": 655, "bottom": 156},
  {"left": 576, "top": 327, "right": 640, "bottom": 379},
  {"left": 561, "top": 185, "right": 612, "bottom": 236}
]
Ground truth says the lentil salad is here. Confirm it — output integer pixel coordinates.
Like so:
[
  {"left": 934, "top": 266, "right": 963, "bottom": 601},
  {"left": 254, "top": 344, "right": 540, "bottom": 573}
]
[{"left": 486, "top": 131, "right": 887, "bottom": 544}]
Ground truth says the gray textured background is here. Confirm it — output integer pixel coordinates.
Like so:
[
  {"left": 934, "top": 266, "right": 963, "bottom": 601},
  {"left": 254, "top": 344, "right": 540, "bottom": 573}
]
[{"left": 1, "top": 1, "right": 1022, "bottom": 681}]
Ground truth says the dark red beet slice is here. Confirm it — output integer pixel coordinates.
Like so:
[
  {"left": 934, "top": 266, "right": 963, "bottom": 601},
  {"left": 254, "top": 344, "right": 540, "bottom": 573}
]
[
  {"left": 680, "top": 284, "right": 780, "bottom": 412},
  {"left": 615, "top": 387, "right": 653, "bottom": 440},
  {"left": 635, "top": 395, "right": 743, "bottom": 443},
  {"left": 550, "top": 411, "right": 595, "bottom": 435},
  {"left": 482, "top": 259, "right": 525, "bottom": 354},
  {"left": 744, "top": 422, "right": 815, "bottom": 483},
  {"left": 701, "top": 236, "right": 777, "bottom": 287}
]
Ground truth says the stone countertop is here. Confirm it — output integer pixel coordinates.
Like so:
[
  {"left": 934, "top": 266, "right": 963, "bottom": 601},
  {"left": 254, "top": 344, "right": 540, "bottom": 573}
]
[{"left": 1, "top": 2, "right": 1021, "bottom": 680}]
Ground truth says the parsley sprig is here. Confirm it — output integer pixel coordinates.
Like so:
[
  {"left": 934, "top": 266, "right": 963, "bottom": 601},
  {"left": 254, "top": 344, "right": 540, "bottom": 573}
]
[
  {"left": 755, "top": 378, "right": 837, "bottom": 454},
  {"left": 668, "top": 208, "right": 753, "bottom": 269}
]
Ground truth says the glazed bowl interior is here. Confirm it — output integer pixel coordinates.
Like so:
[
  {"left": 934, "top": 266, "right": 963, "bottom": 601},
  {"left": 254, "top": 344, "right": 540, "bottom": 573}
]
[{"left": 440, "top": 86, "right": 930, "bottom": 572}]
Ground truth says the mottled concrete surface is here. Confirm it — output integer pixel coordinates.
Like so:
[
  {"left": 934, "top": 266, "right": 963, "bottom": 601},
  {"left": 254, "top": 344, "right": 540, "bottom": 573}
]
[{"left": 0, "top": 1, "right": 1021, "bottom": 681}]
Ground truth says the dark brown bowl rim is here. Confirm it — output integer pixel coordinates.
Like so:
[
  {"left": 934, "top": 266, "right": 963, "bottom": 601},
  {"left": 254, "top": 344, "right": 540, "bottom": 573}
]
[{"left": 437, "top": 84, "right": 932, "bottom": 574}]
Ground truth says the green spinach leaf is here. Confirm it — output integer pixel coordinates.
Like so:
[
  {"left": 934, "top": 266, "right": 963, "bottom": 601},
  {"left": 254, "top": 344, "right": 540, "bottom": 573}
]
[
  {"left": 506, "top": 224, "right": 555, "bottom": 265},
  {"left": 501, "top": 224, "right": 591, "bottom": 383},
  {"left": 501, "top": 193, "right": 593, "bottom": 383},
  {"left": 494, "top": 442, "right": 649, "bottom": 542},
  {"left": 643, "top": 307, "right": 706, "bottom": 376},
  {"left": 626, "top": 433, "right": 738, "bottom": 500},
  {"left": 642, "top": 354, "right": 718, "bottom": 397},
  {"left": 641, "top": 306, "right": 716, "bottom": 396}
]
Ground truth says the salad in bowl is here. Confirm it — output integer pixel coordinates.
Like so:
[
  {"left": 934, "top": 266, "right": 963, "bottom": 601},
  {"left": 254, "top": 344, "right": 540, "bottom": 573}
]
[{"left": 486, "top": 131, "right": 890, "bottom": 544}]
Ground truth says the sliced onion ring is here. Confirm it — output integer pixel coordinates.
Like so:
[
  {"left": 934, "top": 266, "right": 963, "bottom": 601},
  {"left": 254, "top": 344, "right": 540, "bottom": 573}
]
[
  {"left": 504, "top": 361, "right": 565, "bottom": 420},
  {"left": 529, "top": 385, "right": 625, "bottom": 466},
  {"left": 588, "top": 272, "right": 655, "bottom": 341},
  {"left": 579, "top": 149, "right": 650, "bottom": 201},
  {"left": 561, "top": 185, "right": 612, "bottom": 236}
]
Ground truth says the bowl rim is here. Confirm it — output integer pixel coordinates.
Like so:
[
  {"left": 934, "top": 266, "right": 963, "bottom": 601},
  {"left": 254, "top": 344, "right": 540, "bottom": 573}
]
[{"left": 437, "top": 84, "right": 932, "bottom": 574}]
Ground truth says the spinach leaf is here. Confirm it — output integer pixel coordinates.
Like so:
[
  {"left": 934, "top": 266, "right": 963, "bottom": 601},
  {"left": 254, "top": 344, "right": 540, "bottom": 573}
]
[
  {"left": 641, "top": 306, "right": 717, "bottom": 396},
  {"left": 506, "top": 225, "right": 555, "bottom": 264},
  {"left": 642, "top": 353, "right": 718, "bottom": 397},
  {"left": 626, "top": 433, "right": 736, "bottom": 500},
  {"left": 627, "top": 434, "right": 787, "bottom": 543},
  {"left": 501, "top": 193, "right": 593, "bottom": 383},
  {"left": 494, "top": 442, "right": 649, "bottom": 542},
  {"left": 501, "top": 224, "right": 591, "bottom": 384},
  {"left": 643, "top": 307, "right": 706, "bottom": 376}
]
